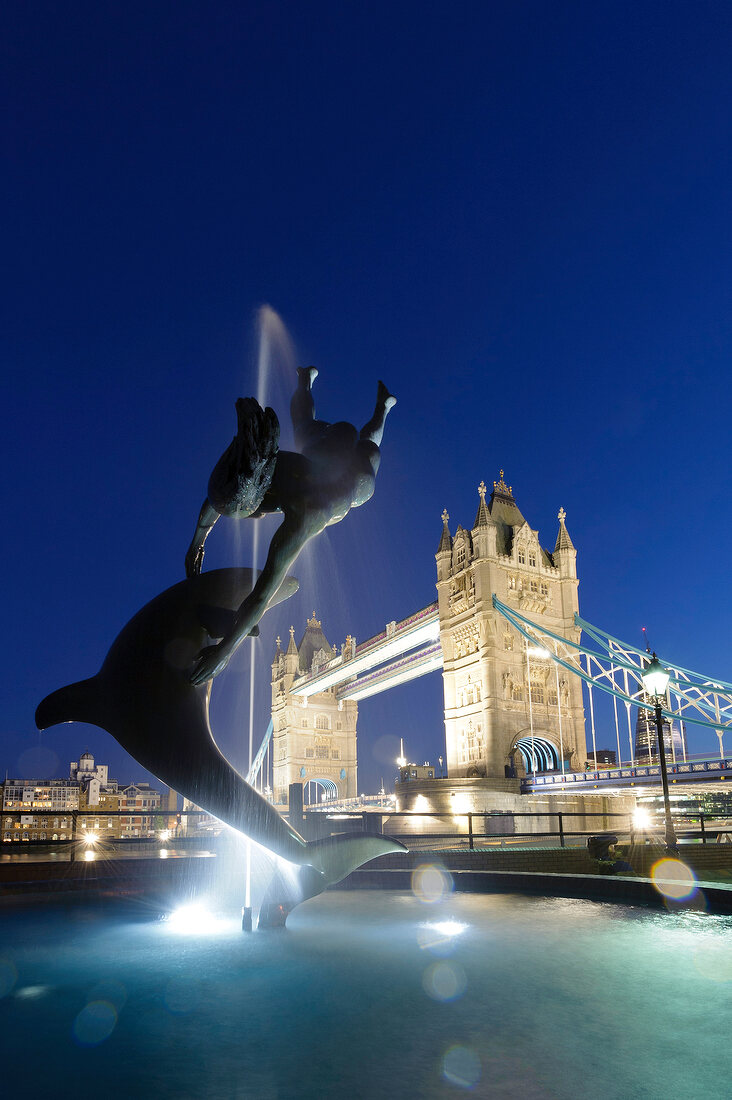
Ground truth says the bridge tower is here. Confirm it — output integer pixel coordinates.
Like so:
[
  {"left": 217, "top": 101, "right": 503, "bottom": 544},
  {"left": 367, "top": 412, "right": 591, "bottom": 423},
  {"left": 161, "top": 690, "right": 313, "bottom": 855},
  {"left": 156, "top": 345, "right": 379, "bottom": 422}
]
[
  {"left": 436, "top": 473, "right": 587, "bottom": 779},
  {"left": 271, "top": 614, "right": 359, "bottom": 805}
]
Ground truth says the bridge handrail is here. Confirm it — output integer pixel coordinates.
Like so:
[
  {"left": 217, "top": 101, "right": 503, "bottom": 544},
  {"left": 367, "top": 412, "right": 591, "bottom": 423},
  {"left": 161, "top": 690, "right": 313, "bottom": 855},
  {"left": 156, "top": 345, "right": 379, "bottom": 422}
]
[{"left": 521, "top": 756, "right": 732, "bottom": 789}]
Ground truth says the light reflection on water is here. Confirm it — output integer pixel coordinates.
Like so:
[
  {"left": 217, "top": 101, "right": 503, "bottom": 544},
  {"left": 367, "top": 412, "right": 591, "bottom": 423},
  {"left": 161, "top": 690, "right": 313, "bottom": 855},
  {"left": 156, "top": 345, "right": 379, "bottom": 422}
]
[{"left": 1, "top": 892, "right": 730, "bottom": 1098}]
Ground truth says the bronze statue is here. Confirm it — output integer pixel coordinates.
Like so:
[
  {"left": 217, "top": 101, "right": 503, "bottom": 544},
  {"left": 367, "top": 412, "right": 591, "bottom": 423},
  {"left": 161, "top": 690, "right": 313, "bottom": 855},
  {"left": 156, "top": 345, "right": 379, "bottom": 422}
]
[
  {"left": 36, "top": 567, "right": 406, "bottom": 903},
  {"left": 186, "top": 368, "right": 396, "bottom": 684}
]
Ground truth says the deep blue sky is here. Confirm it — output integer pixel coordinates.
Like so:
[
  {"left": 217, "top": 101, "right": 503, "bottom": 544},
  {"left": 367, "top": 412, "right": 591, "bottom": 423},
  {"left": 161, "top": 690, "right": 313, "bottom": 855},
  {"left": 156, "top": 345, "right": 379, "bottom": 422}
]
[{"left": 3, "top": 1, "right": 732, "bottom": 793}]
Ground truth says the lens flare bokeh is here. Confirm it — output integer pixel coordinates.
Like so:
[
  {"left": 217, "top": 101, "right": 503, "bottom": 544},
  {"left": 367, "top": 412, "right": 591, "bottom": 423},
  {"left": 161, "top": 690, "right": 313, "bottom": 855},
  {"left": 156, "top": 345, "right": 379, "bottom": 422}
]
[{"left": 650, "top": 859, "right": 698, "bottom": 901}]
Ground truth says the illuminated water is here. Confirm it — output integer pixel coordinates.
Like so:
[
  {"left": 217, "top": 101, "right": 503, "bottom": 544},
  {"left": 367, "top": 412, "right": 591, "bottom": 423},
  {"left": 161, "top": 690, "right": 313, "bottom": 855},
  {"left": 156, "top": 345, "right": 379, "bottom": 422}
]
[{"left": 1, "top": 891, "right": 730, "bottom": 1098}]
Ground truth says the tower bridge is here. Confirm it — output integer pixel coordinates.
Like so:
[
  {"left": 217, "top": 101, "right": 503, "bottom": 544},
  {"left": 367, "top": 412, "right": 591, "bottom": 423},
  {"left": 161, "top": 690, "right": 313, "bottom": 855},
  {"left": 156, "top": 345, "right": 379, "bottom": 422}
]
[{"left": 261, "top": 471, "right": 732, "bottom": 807}]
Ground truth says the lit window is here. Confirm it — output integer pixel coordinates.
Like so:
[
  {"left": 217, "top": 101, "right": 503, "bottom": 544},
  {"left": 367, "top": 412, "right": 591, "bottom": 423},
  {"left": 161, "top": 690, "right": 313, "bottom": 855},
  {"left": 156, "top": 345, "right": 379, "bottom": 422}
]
[
  {"left": 548, "top": 689, "right": 558, "bottom": 706},
  {"left": 517, "top": 549, "right": 525, "bottom": 564},
  {"left": 512, "top": 684, "right": 523, "bottom": 701},
  {"left": 306, "top": 748, "right": 314, "bottom": 758},
  {"left": 332, "top": 749, "right": 340, "bottom": 760},
  {"left": 541, "top": 583, "right": 548, "bottom": 596},
  {"left": 508, "top": 576, "right": 516, "bottom": 590},
  {"left": 529, "top": 553, "right": 536, "bottom": 567},
  {"left": 316, "top": 714, "right": 330, "bottom": 730},
  {"left": 315, "top": 746, "right": 329, "bottom": 759},
  {"left": 531, "top": 682, "right": 545, "bottom": 704},
  {"left": 530, "top": 581, "right": 539, "bottom": 593}
]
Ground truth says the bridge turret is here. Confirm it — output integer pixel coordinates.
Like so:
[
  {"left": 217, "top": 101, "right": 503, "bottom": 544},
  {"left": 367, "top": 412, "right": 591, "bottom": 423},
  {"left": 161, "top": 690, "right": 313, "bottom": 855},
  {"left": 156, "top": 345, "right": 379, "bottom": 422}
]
[
  {"left": 471, "top": 480, "right": 497, "bottom": 560},
  {"left": 553, "top": 507, "right": 577, "bottom": 580},
  {"left": 284, "top": 625, "right": 299, "bottom": 676},
  {"left": 436, "top": 509, "right": 452, "bottom": 582}
]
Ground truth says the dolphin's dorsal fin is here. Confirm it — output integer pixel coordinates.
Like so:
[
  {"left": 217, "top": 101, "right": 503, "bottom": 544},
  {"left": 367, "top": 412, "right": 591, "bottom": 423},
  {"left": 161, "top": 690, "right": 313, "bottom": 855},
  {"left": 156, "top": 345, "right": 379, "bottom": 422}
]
[{"left": 36, "top": 677, "right": 102, "bottom": 731}]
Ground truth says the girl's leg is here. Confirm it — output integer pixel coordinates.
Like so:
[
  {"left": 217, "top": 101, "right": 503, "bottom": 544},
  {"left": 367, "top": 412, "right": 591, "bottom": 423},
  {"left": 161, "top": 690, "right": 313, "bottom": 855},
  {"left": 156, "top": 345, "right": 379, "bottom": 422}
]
[
  {"left": 360, "top": 381, "right": 396, "bottom": 446},
  {"left": 290, "top": 367, "right": 324, "bottom": 450}
]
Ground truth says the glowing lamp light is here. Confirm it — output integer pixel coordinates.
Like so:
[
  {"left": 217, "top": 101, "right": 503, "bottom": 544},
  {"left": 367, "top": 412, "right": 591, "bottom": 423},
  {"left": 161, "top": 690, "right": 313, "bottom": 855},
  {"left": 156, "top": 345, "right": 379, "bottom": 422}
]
[
  {"left": 84, "top": 832, "right": 99, "bottom": 846},
  {"left": 158, "top": 829, "right": 170, "bottom": 842},
  {"left": 633, "top": 808, "right": 652, "bottom": 831},
  {"left": 642, "top": 655, "right": 670, "bottom": 700}
]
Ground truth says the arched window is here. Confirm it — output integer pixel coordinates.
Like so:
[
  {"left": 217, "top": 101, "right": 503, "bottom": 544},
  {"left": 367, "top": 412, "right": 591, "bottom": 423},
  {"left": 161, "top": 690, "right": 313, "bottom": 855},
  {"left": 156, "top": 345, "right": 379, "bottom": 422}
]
[{"left": 316, "top": 714, "right": 330, "bottom": 731}]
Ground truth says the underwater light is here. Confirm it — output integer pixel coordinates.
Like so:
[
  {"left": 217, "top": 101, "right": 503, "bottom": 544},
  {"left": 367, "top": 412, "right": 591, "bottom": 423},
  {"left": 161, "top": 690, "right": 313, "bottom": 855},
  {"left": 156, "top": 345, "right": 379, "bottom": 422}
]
[
  {"left": 428, "top": 920, "right": 467, "bottom": 938},
  {"left": 167, "top": 903, "right": 226, "bottom": 935}
]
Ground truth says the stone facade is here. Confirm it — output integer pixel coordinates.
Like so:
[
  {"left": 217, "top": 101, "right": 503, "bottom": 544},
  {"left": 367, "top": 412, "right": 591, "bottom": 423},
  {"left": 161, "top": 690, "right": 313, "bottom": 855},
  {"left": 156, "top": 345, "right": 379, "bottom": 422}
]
[
  {"left": 436, "top": 473, "right": 587, "bottom": 780},
  {"left": 271, "top": 614, "right": 358, "bottom": 805}
]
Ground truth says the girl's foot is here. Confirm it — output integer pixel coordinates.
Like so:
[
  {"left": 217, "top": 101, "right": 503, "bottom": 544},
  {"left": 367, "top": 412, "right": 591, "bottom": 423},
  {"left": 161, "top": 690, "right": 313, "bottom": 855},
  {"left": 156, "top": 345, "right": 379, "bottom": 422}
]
[
  {"left": 377, "top": 380, "right": 397, "bottom": 411},
  {"left": 297, "top": 366, "right": 319, "bottom": 388}
]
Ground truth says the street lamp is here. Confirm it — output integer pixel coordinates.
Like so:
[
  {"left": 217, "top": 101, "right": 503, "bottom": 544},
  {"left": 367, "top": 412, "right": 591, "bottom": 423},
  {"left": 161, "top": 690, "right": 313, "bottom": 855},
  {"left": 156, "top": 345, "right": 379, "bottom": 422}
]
[
  {"left": 438, "top": 755, "right": 444, "bottom": 778},
  {"left": 641, "top": 653, "right": 678, "bottom": 852}
]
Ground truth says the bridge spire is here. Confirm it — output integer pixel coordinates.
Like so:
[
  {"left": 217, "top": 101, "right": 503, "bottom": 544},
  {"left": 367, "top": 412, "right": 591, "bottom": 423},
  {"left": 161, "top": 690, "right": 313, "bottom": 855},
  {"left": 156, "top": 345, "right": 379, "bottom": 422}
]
[
  {"left": 554, "top": 506, "right": 575, "bottom": 552},
  {"left": 473, "top": 480, "right": 490, "bottom": 528},
  {"left": 437, "top": 508, "right": 452, "bottom": 553},
  {"left": 286, "top": 625, "right": 298, "bottom": 655}
]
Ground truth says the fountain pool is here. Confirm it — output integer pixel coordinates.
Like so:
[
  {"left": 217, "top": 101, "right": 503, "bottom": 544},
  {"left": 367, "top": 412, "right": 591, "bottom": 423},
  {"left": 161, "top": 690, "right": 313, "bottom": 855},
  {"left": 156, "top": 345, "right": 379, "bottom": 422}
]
[{"left": 1, "top": 889, "right": 730, "bottom": 1098}]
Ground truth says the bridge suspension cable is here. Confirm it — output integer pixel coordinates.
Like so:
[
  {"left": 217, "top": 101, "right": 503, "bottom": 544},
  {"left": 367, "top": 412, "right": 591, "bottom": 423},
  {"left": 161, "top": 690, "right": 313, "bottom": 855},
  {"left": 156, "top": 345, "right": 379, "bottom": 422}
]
[
  {"left": 492, "top": 596, "right": 732, "bottom": 737},
  {"left": 247, "top": 718, "right": 273, "bottom": 787}
]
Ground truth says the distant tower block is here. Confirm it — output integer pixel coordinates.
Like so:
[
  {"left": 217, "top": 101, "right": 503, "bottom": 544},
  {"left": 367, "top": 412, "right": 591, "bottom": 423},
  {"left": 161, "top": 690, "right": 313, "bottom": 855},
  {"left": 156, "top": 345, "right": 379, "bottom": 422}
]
[
  {"left": 271, "top": 614, "right": 358, "bottom": 805},
  {"left": 435, "top": 474, "right": 587, "bottom": 779}
]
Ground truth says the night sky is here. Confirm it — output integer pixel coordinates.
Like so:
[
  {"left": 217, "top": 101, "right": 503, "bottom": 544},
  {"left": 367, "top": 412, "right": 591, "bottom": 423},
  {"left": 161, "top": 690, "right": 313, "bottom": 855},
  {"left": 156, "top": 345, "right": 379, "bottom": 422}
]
[{"left": 4, "top": 2, "right": 732, "bottom": 795}]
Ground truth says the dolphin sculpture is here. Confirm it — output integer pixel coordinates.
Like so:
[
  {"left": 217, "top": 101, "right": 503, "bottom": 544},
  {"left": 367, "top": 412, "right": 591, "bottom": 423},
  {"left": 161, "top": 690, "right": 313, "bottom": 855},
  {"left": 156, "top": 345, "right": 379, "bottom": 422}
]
[{"left": 36, "top": 567, "right": 406, "bottom": 915}]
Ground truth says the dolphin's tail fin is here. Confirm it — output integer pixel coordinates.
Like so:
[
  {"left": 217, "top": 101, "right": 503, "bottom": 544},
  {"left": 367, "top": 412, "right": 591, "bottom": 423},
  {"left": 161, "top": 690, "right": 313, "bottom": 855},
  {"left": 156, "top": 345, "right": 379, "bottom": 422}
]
[
  {"left": 257, "top": 831, "right": 408, "bottom": 927},
  {"left": 36, "top": 678, "right": 101, "bottom": 731},
  {"left": 305, "top": 831, "right": 408, "bottom": 887}
]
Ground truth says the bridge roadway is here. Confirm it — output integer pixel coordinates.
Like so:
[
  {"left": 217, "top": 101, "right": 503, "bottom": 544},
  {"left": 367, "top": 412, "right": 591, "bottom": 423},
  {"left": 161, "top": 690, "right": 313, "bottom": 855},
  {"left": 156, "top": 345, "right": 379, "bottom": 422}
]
[
  {"left": 521, "top": 755, "right": 732, "bottom": 792},
  {"left": 291, "top": 602, "right": 442, "bottom": 701}
]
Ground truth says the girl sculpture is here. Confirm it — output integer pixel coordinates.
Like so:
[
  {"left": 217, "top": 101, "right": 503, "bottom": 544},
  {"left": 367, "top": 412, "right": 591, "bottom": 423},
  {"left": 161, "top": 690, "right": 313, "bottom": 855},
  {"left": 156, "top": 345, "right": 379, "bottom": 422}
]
[{"left": 186, "top": 368, "right": 396, "bottom": 684}]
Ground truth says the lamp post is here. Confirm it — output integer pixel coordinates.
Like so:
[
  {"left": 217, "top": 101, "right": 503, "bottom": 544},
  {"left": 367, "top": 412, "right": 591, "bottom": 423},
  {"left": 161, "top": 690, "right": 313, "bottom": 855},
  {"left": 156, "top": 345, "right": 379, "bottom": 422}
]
[
  {"left": 438, "top": 755, "right": 444, "bottom": 778},
  {"left": 641, "top": 653, "right": 678, "bottom": 853}
]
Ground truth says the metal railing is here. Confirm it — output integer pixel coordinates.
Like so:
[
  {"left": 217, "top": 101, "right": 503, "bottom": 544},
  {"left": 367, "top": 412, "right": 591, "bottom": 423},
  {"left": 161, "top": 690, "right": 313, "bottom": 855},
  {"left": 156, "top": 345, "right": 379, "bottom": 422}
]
[
  {"left": 2, "top": 807, "right": 731, "bottom": 860},
  {"left": 295, "top": 808, "right": 732, "bottom": 851}
]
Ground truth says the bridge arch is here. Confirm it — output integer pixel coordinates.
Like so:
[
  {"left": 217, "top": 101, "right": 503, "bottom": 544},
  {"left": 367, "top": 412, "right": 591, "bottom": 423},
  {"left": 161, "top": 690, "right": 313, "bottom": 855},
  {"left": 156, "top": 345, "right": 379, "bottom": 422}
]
[
  {"left": 304, "top": 777, "right": 339, "bottom": 805},
  {"left": 511, "top": 734, "right": 560, "bottom": 774}
]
